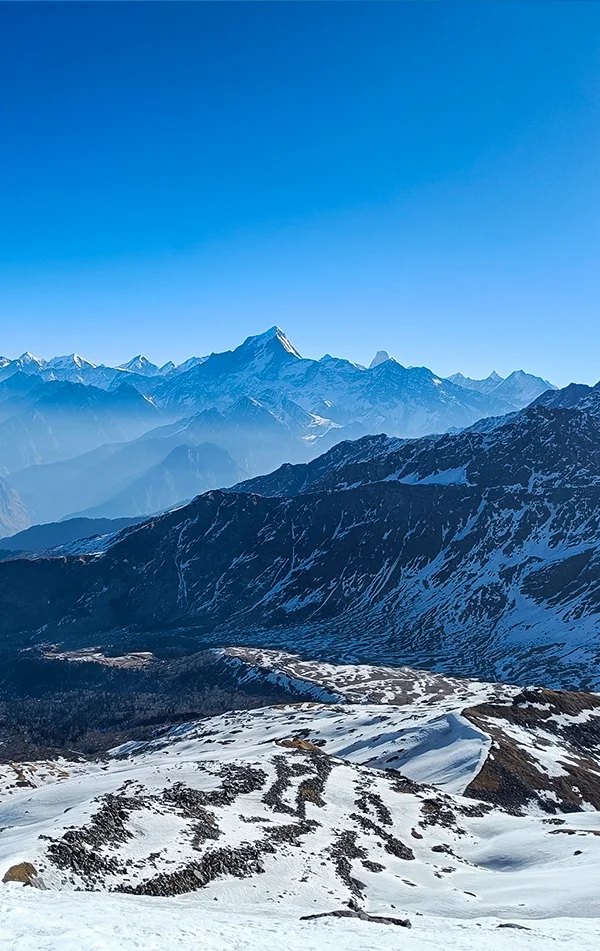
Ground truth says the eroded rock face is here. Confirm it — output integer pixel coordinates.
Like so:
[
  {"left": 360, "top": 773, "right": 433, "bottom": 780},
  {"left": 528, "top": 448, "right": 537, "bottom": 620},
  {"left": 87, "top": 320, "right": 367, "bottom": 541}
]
[
  {"left": 464, "top": 688, "right": 600, "bottom": 813},
  {"left": 2, "top": 405, "right": 600, "bottom": 689}
]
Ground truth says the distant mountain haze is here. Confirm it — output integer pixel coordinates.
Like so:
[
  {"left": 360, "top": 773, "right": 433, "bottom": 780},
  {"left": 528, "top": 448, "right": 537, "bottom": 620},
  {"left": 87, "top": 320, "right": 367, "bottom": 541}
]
[
  {"left": 0, "top": 515, "right": 142, "bottom": 554},
  {"left": 0, "top": 327, "right": 567, "bottom": 531},
  {"left": 0, "top": 476, "right": 30, "bottom": 538},
  {"left": 3, "top": 379, "right": 600, "bottom": 688},
  {"left": 73, "top": 443, "right": 246, "bottom": 520}
]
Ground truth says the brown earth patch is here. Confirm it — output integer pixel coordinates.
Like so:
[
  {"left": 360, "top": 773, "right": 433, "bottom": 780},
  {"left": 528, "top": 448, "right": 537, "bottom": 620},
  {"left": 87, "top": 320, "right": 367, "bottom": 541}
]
[
  {"left": 464, "top": 687, "right": 600, "bottom": 814},
  {"left": 277, "top": 737, "right": 324, "bottom": 753},
  {"left": 3, "top": 862, "right": 38, "bottom": 885}
]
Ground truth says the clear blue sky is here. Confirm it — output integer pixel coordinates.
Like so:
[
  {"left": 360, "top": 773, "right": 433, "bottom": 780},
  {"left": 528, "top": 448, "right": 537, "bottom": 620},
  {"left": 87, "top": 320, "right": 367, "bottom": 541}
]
[{"left": 0, "top": 1, "right": 598, "bottom": 386}]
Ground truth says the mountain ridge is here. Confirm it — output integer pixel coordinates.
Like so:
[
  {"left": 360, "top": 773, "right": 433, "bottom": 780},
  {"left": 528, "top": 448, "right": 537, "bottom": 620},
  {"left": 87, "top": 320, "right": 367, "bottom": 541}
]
[{"left": 2, "top": 392, "right": 600, "bottom": 687}]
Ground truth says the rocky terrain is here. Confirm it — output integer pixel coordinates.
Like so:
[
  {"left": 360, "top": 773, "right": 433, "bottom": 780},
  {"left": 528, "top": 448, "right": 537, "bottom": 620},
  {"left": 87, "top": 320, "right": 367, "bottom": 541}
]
[
  {"left": 1, "top": 651, "right": 598, "bottom": 946},
  {"left": 2, "top": 385, "right": 600, "bottom": 689}
]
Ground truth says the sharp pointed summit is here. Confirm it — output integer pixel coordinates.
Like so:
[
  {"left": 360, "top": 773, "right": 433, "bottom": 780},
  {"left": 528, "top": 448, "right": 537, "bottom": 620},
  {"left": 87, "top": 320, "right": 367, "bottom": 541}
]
[
  {"left": 16, "top": 351, "right": 46, "bottom": 370},
  {"left": 369, "top": 350, "right": 391, "bottom": 369},
  {"left": 241, "top": 326, "right": 302, "bottom": 359},
  {"left": 118, "top": 355, "right": 159, "bottom": 376}
]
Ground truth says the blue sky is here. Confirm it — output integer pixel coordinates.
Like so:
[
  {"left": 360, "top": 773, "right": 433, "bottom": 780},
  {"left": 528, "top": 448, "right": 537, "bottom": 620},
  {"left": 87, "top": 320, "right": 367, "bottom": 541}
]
[{"left": 0, "top": 1, "right": 598, "bottom": 386}]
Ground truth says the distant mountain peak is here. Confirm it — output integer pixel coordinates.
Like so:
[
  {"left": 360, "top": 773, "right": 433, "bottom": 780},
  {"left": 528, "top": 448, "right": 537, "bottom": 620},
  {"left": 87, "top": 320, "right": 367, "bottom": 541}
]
[
  {"left": 370, "top": 350, "right": 391, "bottom": 368},
  {"left": 448, "top": 370, "right": 505, "bottom": 390},
  {"left": 48, "top": 353, "right": 96, "bottom": 371},
  {"left": 158, "top": 361, "right": 176, "bottom": 375},
  {"left": 118, "top": 355, "right": 159, "bottom": 376},
  {"left": 174, "top": 356, "right": 208, "bottom": 374},
  {"left": 244, "top": 326, "right": 301, "bottom": 359},
  {"left": 17, "top": 351, "right": 46, "bottom": 368}
]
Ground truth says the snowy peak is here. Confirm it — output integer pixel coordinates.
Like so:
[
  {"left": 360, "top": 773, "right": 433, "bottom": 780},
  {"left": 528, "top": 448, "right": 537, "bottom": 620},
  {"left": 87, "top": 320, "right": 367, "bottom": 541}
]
[
  {"left": 157, "top": 361, "right": 176, "bottom": 375},
  {"left": 47, "top": 353, "right": 96, "bottom": 371},
  {"left": 267, "top": 325, "right": 302, "bottom": 357},
  {"left": 369, "top": 350, "right": 392, "bottom": 368},
  {"left": 16, "top": 351, "right": 46, "bottom": 370},
  {"left": 493, "top": 369, "right": 557, "bottom": 407},
  {"left": 448, "top": 368, "right": 556, "bottom": 408},
  {"left": 118, "top": 355, "right": 159, "bottom": 376},
  {"left": 447, "top": 370, "right": 505, "bottom": 394},
  {"left": 241, "top": 325, "right": 302, "bottom": 360}
]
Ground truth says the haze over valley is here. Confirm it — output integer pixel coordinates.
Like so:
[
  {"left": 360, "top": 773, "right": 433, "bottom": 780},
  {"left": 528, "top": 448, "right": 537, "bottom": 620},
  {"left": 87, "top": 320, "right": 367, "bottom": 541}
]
[
  {"left": 0, "top": 326, "right": 556, "bottom": 538},
  {"left": 2, "top": 2, "right": 599, "bottom": 948}
]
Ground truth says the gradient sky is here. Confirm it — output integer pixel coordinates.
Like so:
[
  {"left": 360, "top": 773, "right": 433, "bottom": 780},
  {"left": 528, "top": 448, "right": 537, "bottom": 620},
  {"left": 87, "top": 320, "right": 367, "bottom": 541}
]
[{"left": 0, "top": 1, "right": 599, "bottom": 386}]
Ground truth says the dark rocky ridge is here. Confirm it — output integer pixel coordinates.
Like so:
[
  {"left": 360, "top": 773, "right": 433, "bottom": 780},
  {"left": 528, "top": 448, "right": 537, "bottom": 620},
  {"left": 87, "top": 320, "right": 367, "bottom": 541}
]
[{"left": 1, "top": 402, "right": 600, "bottom": 688}]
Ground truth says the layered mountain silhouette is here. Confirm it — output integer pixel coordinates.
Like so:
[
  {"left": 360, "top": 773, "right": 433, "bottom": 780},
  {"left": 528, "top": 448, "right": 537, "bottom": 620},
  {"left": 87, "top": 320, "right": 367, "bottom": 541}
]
[
  {"left": 0, "top": 515, "right": 142, "bottom": 556},
  {"left": 74, "top": 443, "right": 245, "bottom": 519},
  {"left": 0, "top": 328, "right": 558, "bottom": 530},
  {"left": 0, "top": 381, "right": 164, "bottom": 473},
  {"left": 1, "top": 379, "right": 599, "bottom": 689}
]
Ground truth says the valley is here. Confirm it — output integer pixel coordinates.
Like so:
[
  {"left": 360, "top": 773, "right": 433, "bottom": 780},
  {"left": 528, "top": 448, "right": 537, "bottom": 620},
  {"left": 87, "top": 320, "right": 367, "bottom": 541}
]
[{"left": 0, "top": 329, "right": 598, "bottom": 951}]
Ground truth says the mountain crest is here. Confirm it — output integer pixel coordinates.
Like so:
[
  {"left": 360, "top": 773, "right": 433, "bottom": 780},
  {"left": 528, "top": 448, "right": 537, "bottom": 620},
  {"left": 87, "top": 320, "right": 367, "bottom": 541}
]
[
  {"left": 48, "top": 353, "right": 96, "bottom": 371},
  {"left": 17, "top": 351, "right": 46, "bottom": 368},
  {"left": 118, "top": 355, "right": 159, "bottom": 376},
  {"left": 243, "top": 326, "right": 301, "bottom": 359},
  {"left": 369, "top": 350, "right": 391, "bottom": 368}
]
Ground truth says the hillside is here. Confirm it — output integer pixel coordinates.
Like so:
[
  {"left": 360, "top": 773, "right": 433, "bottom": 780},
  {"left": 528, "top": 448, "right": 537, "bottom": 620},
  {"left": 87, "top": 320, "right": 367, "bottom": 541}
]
[
  {"left": 0, "top": 651, "right": 598, "bottom": 949},
  {"left": 1, "top": 398, "right": 600, "bottom": 688}
]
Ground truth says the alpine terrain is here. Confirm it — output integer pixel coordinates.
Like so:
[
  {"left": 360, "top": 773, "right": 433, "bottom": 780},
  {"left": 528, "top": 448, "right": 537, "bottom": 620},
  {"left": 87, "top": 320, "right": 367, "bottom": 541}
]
[
  {"left": 0, "top": 328, "right": 556, "bottom": 532},
  {"left": 0, "top": 332, "right": 597, "bottom": 951}
]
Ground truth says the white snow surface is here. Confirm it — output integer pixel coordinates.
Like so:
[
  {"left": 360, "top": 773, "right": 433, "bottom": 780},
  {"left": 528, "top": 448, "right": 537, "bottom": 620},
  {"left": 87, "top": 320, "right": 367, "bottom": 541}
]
[
  {"left": 1, "top": 890, "right": 598, "bottom": 951},
  {"left": 1, "top": 702, "right": 599, "bottom": 929},
  {"left": 1, "top": 657, "right": 599, "bottom": 949}
]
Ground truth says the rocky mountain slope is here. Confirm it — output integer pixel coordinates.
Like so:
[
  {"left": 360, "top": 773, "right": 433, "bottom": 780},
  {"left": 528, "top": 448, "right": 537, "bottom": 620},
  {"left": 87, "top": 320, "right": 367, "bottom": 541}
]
[{"left": 1, "top": 392, "right": 599, "bottom": 687}]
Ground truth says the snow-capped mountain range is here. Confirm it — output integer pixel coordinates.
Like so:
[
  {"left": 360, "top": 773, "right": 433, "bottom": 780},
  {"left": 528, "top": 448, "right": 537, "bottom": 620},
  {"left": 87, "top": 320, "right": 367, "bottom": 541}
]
[
  {"left": 2, "top": 375, "right": 600, "bottom": 689},
  {"left": 0, "top": 335, "right": 598, "bottom": 951},
  {"left": 0, "top": 327, "right": 558, "bottom": 534},
  {"left": 0, "top": 328, "right": 554, "bottom": 424}
]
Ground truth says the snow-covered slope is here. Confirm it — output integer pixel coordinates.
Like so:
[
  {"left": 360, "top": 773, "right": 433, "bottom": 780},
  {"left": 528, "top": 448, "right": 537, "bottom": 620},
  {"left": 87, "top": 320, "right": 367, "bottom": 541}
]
[
  {"left": 1, "top": 695, "right": 599, "bottom": 928},
  {"left": 221, "top": 648, "right": 600, "bottom": 813},
  {"left": 1, "top": 651, "right": 598, "bottom": 949},
  {"left": 2, "top": 891, "right": 597, "bottom": 951}
]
